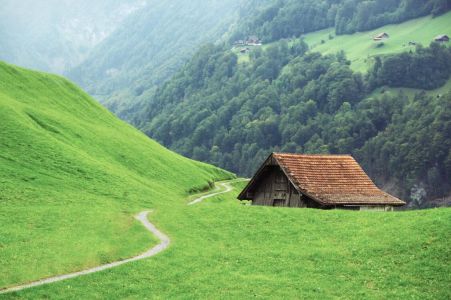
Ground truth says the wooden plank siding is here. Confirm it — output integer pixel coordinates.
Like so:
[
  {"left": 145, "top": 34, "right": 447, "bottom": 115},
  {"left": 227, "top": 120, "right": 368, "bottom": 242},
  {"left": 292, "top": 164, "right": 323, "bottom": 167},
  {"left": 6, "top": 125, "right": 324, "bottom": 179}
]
[{"left": 252, "top": 166, "right": 308, "bottom": 208}]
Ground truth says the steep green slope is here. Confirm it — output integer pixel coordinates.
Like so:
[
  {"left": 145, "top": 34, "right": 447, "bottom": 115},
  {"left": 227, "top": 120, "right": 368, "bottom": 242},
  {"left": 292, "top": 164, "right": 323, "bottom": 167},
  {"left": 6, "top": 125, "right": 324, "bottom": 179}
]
[
  {"left": 0, "top": 61, "right": 231, "bottom": 288},
  {"left": 12, "top": 181, "right": 451, "bottom": 299},
  {"left": 303, "top": 12, "right": 451, "bottom": 72},
  {"left": 67, "top": 0, "right": 243, "bottom": 120}
]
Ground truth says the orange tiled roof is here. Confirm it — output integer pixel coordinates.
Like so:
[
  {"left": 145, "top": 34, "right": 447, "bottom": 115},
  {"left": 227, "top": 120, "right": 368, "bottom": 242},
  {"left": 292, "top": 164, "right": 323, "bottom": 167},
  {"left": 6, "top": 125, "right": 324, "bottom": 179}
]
[{"left": 273, "top": 153, "right": 405, "bottom": 206}]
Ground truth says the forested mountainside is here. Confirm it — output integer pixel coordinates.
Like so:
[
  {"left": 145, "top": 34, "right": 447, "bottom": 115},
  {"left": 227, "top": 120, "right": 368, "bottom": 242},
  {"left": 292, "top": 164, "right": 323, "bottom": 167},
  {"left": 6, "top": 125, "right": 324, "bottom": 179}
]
[
  {"left": 135, "top": 2, "right": 451, "bottom": 207},
  {"left": 0, "top": 0, "right": 145, "bottom": 73},
  {"left": 66, "top": 0, "right": 243, "bottom": 119},
  {"left": 231, "top": 0, "right": 450, "bottom": 42},
  {"left": 138, "top": 41, "right": 451, "bottom": 206}
]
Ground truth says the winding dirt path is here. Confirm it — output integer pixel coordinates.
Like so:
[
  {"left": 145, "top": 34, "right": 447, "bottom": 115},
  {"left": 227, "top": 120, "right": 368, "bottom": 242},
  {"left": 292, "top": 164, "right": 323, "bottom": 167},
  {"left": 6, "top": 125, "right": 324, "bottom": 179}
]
[
  {"left": 0, "top": 178, "right": 245, "bottom": 295},
  {"left": 187, "top": 179, "right": 247, "bottom": 205},
  {"left": 0, "top": 211, "right": 169, "bottom": 295}
]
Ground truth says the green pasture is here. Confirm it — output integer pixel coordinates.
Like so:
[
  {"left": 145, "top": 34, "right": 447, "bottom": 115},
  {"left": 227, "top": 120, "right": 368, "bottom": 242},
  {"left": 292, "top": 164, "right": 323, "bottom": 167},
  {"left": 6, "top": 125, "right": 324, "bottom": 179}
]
[
  {"left": 0, "top": 61, "right": 449, "bottom": 299},
  {"left": 303, "top": 12, "right": 451, "bottom": 72},
  {"left": 236, "top": 12, "right": 451, "bottom": 72}
]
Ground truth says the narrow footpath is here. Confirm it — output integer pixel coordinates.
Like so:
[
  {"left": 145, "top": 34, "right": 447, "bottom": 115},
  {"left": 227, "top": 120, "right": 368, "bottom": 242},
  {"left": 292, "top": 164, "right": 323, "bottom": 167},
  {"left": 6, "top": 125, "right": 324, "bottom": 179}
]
[
  {"left": 0, "top": 178, "right": 246, "bottom": 295},
  {"left": 187, "top": 179, "right": 247, "bottom": 205}
]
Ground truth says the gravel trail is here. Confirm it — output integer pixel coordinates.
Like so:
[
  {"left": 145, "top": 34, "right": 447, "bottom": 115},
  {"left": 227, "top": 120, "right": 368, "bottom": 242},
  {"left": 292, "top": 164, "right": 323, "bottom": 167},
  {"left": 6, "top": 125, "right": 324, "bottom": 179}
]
[
  {"left": 0, "top": 211, "right": 169, "bottom": 295},
  {"left": 0, "top": 178, "right": 246, "bottom": 294},
  {"left": 187, "top": 179, "right": 247, "bottom": 205}
]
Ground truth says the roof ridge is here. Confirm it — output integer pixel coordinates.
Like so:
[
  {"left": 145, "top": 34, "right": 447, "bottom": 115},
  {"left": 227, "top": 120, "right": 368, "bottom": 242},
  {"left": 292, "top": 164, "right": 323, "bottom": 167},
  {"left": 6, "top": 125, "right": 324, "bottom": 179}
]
[{"left": 273, "top": 152, "right": 353, "bottom": 158}]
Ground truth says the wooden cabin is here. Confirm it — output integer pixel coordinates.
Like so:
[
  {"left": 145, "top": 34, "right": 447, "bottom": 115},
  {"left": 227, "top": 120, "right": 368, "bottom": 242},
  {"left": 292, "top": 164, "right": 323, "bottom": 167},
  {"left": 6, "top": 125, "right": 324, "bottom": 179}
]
[
  {"left": 238, "top": 153, "right": 405, "bottom": 211},
  {"left": 373, "top": 32, "right": 389, "bottom": 41},
  {"left": 434, "top": 34, "right": 449, "bottom": 42}
]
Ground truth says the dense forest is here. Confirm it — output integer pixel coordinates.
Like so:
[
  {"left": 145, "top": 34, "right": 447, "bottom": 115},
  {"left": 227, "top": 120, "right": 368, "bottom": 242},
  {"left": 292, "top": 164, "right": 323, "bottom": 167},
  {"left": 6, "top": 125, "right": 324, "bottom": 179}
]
[
  {"left": 368, "top": 43, "right": 451, "bottom": 89},
  {"left": 231, "top": 0, "right": 450, "bottom": 43},
  {"left": 125, "top": 0, "right": 451, "bottom": 207},
  {"left": 137, "top": 40, "right": 451, "bottom": 206},
  {"left": 66, "top": 0, "right": 450, "bottom": 122}
]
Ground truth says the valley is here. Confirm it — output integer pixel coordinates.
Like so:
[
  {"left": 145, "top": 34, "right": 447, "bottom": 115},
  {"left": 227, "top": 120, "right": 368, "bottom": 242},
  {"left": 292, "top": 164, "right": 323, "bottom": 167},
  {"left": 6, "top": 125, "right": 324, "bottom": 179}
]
[
  {"left": 0, "top": 0, "right": 450, "bottom": 298},
  {"left": 66, "top": 0, "right": 244, "bottom": 120},
  {"left": 0, "top": 0, "right": 146, "bottom": 74}
]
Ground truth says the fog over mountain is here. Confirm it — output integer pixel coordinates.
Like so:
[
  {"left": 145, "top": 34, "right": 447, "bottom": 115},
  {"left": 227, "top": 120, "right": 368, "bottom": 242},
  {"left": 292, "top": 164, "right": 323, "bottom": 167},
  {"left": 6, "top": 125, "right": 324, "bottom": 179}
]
[
  {"left": 66, "top": 0, "right": 244, "bottom": 118},
  {"left": 0, "top": 0, "right": 147, "bottom": 73}
]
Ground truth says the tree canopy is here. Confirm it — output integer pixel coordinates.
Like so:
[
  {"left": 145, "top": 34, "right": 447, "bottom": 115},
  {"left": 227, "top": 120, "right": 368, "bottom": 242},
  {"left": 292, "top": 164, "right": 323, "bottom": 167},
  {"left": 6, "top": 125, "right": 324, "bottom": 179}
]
[
  {"left": 136, "top": 41, "right": 451, "bottom": 205},
  {"left": 231, "top": 0, "right": 449, "bottom": 43}
]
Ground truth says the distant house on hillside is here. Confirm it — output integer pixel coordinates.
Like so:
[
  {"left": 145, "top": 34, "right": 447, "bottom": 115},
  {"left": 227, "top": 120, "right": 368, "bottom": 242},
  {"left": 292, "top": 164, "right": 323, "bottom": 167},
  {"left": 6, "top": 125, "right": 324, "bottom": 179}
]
[
  {"left": 238, "top": 153, "right": 405, "bottom": 211},
  {"left": 373, "top": 32, "right": 389, "bottom": 41},
  {"left": 233, "top": 36, "right": 262, "bottom": 48},
  {"left": 434, "top": 34, "right": 449, "bottom": 42},
  {"left": 247, "top": 35, "right": 261, "bottom": 45}
]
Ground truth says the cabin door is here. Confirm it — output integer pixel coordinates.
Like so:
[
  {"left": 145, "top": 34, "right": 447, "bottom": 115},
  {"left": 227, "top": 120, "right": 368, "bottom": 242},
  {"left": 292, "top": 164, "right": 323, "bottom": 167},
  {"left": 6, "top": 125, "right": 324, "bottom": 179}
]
[
  {"left": 274, "top": 171, "right": 287, "bottom": 192},
  {"left": 273, "top": 199, "right": 285, "bottom": 207},
  {"left": 273, "top": 170, "right": 288, "bottom": 206}
]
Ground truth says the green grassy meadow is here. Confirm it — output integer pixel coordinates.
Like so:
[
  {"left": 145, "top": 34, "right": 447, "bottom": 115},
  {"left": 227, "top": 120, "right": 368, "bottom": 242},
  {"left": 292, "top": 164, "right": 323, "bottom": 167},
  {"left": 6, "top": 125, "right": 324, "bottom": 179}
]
[
  {"left": 303, "top": 12, "right": 451, "bottom": 72},
  {"left": 0, "top": 61, "right": 232, "bottom": 289},
  {"left": 1, "top": 61, "right": 450, "bottom": 299},
  {"left": 235, "top": 12, "right": 451, "bottom": 72},
  {"left": 6, "top": 181, "right": 451, "bottom": 299}
]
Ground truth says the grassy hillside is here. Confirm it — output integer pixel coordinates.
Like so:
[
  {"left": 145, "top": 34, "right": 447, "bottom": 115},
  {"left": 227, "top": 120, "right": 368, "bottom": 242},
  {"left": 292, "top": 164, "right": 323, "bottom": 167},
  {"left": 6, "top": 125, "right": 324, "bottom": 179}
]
[
  {"left": 10, "top": 181, "right": 451, "bottom": 299},
  {"left": 236, "top": 12, "right": 451, "bottom": 71},
  {"left": 0, "top": 61, "right": 231, "bottom": 289},
  {"left": 303, "top": 12, "right": 451, "bottom": 72}
]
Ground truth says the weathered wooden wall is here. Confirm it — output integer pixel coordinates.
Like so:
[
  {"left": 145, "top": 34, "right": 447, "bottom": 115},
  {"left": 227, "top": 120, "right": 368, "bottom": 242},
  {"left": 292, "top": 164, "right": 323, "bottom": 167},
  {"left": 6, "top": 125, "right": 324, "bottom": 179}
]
[{"left": 252, "top": 166, "right": 308, "bottom": 208}]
